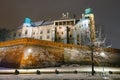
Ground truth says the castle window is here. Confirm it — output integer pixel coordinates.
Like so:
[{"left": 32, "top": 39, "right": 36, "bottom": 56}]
[
  {"left": 70, "top": 35, "right": 72, "bottom": 38},
  {"left": 70, "top": 21, "right": 74, "bottom": 25},
  {"left": 57, "top": 32, "right": 59, "bottom": 34},
  {"left": 33, "top": 32, "right": 35, "bottom": 35},
  {"left": 55, "top": 22, "right": 58, "bottom": 26},
  {"left": 77, "top": 34, "right": 79, "bottom": 39},
  {"left": 40, "top": 31, "right": 43, "bottom": 34},
  {"left": 75, "top": 28, "right": 77, "bottom": 30},
  {"left": 61, "top": 32, "right": 63, "bottom": 34},
  {"left": 59, "top": 27, "right": 62, "bottom": 29},
  {"left": 58, "top": 37, "right": 61, "bottom": 39},
  {"left": 47, "top": 35, "right": 49, "bottom": 39},
  {"left": 82, "top": 24, "right": 84, "bottom": 28},
  {"left": 25, "top": 30, "right": 27, "bottom": 35},
  {"left": 47, "top": 29, "right": 50, "bottom": 33},
  {"left": 63, "top": 22, "right": 66, "bottom": 25},
  {"left": 40, "top": 36, "right": 42, "bottom": 39},
  {"left": 59, "top": 22, "right": 62, "bottom": 25},
  {"left": 18, "top": 33, "right": 21, "bottom": 36},
  {"left": 13, "top": 33, "right": 16, "bottom": 37}
]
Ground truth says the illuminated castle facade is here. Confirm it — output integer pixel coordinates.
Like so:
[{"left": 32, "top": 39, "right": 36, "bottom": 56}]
[
  {"left": 12, "top": 8, "right": 96, "bottom": 45},
  {"left": 1, "top": 8, "right": 120, "bottom": 68}
]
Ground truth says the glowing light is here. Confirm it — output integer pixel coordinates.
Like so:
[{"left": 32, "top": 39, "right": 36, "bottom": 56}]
[
  {"left": 28, "top": 48, "right": 32, "bottom": 53},
  {"left": 24, "top": 18, "right": 31, "bottom": 24},
  {"left": 23, "top": 18, "right": 32, "bottom": 27},
  {"left": 100, "top": 52, "right": 106, "bottom": 58},
  {"left": 23, "top": 48, "right": 32, "bottom": 59},
  {"left": 82, "top": 19, "right": 90, "bottom": 29}
]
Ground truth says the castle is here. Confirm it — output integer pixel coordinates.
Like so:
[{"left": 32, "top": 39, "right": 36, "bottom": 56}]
[
  {"left": 11, "top": 8, "right": 96, "bottom": 46},
  {"left": 1, "top": 8, "right": 120, "bottom": 68}
]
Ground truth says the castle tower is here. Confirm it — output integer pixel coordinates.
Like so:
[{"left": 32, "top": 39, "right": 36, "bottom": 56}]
[
  {"left": 84, "top": 8, "right": 96, "bottom": 43},
  {"left": 74, "top": 8, "right": 96, "bottom": 45},
  {"left": 54, "top": 18, "right": 76, "bottom": 44},
  {"left": 21, "top": 18, "right": 33, "bottom": 38},
  {"left": 23, "top": 18, "right": 32, "bottom": 27}
]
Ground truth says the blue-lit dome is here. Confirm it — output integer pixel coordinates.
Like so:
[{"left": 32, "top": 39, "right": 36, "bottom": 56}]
[
  {"left": 24, "top": 18, "right": 31, "bottom": 23},
  {"left": 23, "top": 17, "right": 32, "bottom": 27},
  {"left": 85, "top": 8, "right": 92, "bottom": 14}
]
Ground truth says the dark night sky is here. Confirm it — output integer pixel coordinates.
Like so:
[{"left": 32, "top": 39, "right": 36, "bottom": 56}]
[{"left": 0, "top": 0, "right": 120, "bottom": 49}]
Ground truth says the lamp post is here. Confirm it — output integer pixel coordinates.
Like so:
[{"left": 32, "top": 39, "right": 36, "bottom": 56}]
[{"left": 90, "top": 44, "right": 95, "bottom": 76}]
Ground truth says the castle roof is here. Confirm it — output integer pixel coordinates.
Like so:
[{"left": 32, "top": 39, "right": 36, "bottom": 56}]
[{"left": 31, "top": 20, "right": 54, "bottom": 27}]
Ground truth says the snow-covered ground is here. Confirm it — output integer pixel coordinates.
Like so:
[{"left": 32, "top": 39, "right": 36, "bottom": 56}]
[{"left": 0, "top": 74, "right": 120, "bottom": 80}]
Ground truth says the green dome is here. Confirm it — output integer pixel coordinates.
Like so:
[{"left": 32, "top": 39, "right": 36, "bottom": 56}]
[{"left": 85, "top": 8, "right": 92, "bottom": 14}]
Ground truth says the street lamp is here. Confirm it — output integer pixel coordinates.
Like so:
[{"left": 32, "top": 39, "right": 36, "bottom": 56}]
[
  {"left": 90, "top": 43, "right": 95, "bottom": 76},
  {"left": 100, "top": 52, "right": 106, "bottom": 58}
]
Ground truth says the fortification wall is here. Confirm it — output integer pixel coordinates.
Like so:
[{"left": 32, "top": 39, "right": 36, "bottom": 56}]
[
  {"left": 0, "top": 45, "right": 24, "bottom": 68},
  {"left": 0, "top": 38, "right": 89, "bottom": 50},
  {"left": 0, "top": 38, "right": 64, "bottom": 68},
  {"left": 0, "top": 38, "right": 120, "bottom": 68}
]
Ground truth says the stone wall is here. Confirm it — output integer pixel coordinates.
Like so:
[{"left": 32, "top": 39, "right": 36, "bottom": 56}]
[
  {"left": 64, "top": 47, "right": 120, "bottom": 66},
  {"left": 0, "top": 38, "right": 65, "bottom": 68},
  {"left": 0, "top": 45, "right": 24, "bottom": 68},
  {"left": 20, "top": 46, "right": 64, "bottom": 68},
  {"left": 0, "top": 38, "right": 120, "bottom": 68}
]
